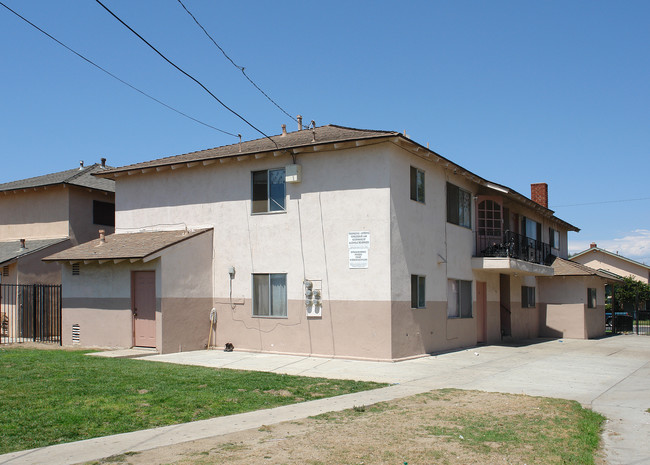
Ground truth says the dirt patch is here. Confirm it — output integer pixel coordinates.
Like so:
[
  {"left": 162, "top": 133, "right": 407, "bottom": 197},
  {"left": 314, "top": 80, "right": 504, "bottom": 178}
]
[{"left": 84, "top": 389, "right": 605, "bottom": 465}]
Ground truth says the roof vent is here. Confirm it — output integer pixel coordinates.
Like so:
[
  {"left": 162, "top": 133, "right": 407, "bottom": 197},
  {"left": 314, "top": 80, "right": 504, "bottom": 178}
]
[
  {"left": 297, "top": 115, "right": 303, "bottom": 131},
  {"left": 79, "top": 160, "right": 84, "bottom": 170},
  {"left": 19, "top": 239, "right": 26, "bottom": 251},
  {"left": 99, "top": 230, "right": 106, "bottom": 243},
  {"left": 281, "top": 124, "right": 287, "bottom": 136},
  {"left": 101, "top": 157, "right": 106, "bottom": 168}
]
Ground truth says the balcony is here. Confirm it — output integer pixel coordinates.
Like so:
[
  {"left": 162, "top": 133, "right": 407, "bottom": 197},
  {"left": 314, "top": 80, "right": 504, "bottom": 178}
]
[{"left": 472, "top": 231, "right": 555, "bottom": 276}]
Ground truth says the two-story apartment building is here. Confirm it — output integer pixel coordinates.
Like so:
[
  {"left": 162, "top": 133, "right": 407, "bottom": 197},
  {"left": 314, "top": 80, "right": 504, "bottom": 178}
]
[
  {"left": 0, "top": 160, "right": 115, "bottom": 285},
  {"left": 46, "top": 125, "right": 600, "bottom": 360}
]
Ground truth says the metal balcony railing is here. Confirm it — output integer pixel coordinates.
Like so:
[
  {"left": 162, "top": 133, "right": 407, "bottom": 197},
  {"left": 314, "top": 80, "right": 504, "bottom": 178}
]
[{"left": 477, "top": 230, "right": 554, "bottom": 266}]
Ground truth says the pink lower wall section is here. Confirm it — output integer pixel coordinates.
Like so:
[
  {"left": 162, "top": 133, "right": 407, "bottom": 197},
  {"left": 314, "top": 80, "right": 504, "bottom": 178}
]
[
  {"left": 509, "top": 305, "right": 540, "bottom": 340},
  {"left": 161, "top": 297, "right": 213, "bottom": 353},
  {"left": 539, "top": 303, "right": 606, "bottom": 339},
  {"left": 62, "top": 298, "right": 132, "bottom": 348},
  {"left": 215, "top": 299, "right": 393, "bottom": 361}
]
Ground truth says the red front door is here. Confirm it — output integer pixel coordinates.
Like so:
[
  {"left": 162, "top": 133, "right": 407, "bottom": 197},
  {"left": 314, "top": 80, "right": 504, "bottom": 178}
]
[{"left": 133, "top": 271, "right": 156, "bottom": 348}]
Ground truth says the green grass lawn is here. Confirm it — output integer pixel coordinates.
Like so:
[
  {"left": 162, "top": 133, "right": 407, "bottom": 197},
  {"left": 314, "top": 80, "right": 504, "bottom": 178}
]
[{"left": 0, "top": 348, "right": 386, "bottom": 454}]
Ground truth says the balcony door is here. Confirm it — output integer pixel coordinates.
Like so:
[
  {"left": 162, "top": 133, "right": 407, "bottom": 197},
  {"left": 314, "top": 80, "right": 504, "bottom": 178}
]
[{"left": 477, "top": 197, "right": 503, "bottom": 254}]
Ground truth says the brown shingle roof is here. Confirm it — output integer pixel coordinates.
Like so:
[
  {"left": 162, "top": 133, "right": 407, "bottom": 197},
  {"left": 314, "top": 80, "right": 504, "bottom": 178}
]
[
  {"left": 0, "top": 164, "right": 115, "bottom": 193},
  {"left": 43, "top": 229, "right": 211, "bottom": 262},
  {"left": 552, "top": 257, "right": 621, "bottom": 281},
  {"left": 95, "top": 125, "right": 398, "bottom": 176}
]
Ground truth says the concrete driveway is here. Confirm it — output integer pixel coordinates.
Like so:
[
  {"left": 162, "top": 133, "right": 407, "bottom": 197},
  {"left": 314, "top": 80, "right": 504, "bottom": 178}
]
[{"left": 1, "top": 335, "right": 648, "bottom": 465}]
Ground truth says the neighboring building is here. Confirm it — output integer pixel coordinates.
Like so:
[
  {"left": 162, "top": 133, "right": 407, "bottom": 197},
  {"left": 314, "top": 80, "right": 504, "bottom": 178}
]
[
  {"left": 47, "top": 125, "right": 587, "bottom": 360},
  {"left": 571, "top": 243, "right": 650, "bottom": 284},
  {"left": 0, "top": 160, "right": 115, "bottom": 285},
  {"left": 538, "top": 258, "right": 619, "bottom": 339}
]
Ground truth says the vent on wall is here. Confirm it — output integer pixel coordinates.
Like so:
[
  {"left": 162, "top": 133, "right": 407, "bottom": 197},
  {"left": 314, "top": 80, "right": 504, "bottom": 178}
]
[
  {"left": 72, "top": 263, "right": 80, "bottom": 276},
  {"left": 2, "top": 266, "right": 8, "bottom": 277},
  {"left": 72, "top": 324, "right": 80, "bottom": 344}
]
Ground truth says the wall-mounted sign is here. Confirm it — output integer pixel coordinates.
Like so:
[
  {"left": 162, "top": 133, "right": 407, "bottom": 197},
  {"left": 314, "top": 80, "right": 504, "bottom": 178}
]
[
  {"left": 348, "top": 231, "right": 370, "bottom": 268},
  {"left": 348, "top": 231, "right": 370, "bottom": 249},
  {"left": 349, "top": 249, "right": 369, "bottom": 269}
]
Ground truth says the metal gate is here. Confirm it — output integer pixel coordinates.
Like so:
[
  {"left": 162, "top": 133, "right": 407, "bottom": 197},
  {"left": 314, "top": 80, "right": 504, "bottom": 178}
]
[
  {"left": 608, "top": 309, "right": 650, "bottom": 335},
  {"left": 0, "top": 284, "right": 62, "bottom": 344}
]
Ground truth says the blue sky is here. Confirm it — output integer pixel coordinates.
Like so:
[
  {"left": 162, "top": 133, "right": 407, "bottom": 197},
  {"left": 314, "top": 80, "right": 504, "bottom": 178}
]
[{"left": 1, "top": 1, "right": 649, "bottom": 263}]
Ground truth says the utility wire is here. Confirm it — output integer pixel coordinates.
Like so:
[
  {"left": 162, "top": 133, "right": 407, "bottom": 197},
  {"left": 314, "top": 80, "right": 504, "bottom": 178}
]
[
  {"left": 95, "top": 0, "right": 277, "bottom": 146},
  {"left": 176, "top": 0, "right": 306, "bottom": 128},
  {"left": 0, "top": 1, "right": 238, "bottom": 137},
  {"left": 553, "top": 196, "right": 650, "bottom": 208}
]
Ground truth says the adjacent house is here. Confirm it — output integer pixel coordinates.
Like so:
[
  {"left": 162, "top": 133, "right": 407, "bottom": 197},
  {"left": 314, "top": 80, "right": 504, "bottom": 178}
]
[
  {"left": 47, "top": 125, "right": 595, "bottom": 360},
  {"left": 571, "top": 243, "right": 650, "bottom": 284},
  {"left": 0, "top": 160, "right": 115, "bottom": 285}
]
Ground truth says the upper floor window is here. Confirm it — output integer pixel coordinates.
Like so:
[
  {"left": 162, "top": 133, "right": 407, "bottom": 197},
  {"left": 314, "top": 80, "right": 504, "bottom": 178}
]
[
  {"left": 522, "top": 217, "right": 540, "bottom": 241},
  {"left": 447, "top": 183, "right": 471, "bottom": 228},
  {"left": 447, "top": 279, "right": 472, "bottom": 318},
  {"left": 549, "top": 228, "right": 560, "bottom": 249},
  {"left": 93, "top": 200, "right": 115, "bottom": 227},
  {"left": 522, "top": 286, "right": 536, "bottom": 308},
  {"left": 410, "top": 167, "right": 425, "bottom": 203},
  {"left": 411, "top": 275, "right": 426, "bottom": 309},
  {"left": 252, "top": 168, "right": 285, "bottom": 213}
]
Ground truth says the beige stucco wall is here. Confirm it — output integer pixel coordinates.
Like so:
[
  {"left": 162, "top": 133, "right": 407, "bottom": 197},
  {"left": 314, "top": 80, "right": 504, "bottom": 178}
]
[
  {"left": 67, "top": 186, "right": 115, "bottom": 244},
  {"left": 572, "top": 250, "right": 650, "bottom": 283},
  {"left": 60, "top": 259, "right": 161, "bottom": 350},
  {"left": 159, "top": 230, "right": 213, "bottom": 353},
  {"left": 388, "top": 148, "right": 482, "bottom": 356},
  {"left": 115, "top": 144, "right": 394, "bottom": 359},
  {"left": 538, "top": 275, "right": 606, "bottom": 339},
  {"left": 0, "top": 186, "right": 69, "bottom": 240}
]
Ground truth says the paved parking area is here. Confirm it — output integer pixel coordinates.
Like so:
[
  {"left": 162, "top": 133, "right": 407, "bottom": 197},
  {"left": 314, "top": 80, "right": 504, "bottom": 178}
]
[{"left": 1, "top": 335, "right": 648, "bottom": 465}]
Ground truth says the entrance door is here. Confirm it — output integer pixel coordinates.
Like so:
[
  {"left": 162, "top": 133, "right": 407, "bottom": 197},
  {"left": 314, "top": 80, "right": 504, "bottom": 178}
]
[
  {"left": 476, "top": 281, "right": 487, "bottom": 343},
  {"left": 133, "top": 271, "right": 156, "bottom": 348}
]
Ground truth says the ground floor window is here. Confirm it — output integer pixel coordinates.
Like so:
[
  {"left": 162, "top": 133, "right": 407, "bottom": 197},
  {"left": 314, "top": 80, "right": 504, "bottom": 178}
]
[
  {"left": 522, "top": 286, "right": 536, "bottom": 308},
  {"left": 587, "top": 288, "right": 597, "bottom": 308},
  {"left": 448, "top": 279, "right": 472, "bottom": 318},
  {"left": 411, "top": 275, "right": 426, "bottom": 308},
  {"left": 253, "top": 273, "right": 287, "bottom": 317}
]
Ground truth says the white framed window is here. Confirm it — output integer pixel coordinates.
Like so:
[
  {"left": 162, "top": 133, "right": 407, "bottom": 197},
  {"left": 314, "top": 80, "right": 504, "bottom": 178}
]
[
  {"left": 587, "top": 288, "right": 597, "bottom": 308},
  {"left": 252, "top": 273, "right": 287, "bottom": 317},
  {"left": 252, "top": 168, "right": 286, "bottom": 213},
  {"left": 447, "top": 279, "right": 472, "bottom": 318},
  {"left": 522, "top": 286, "right": 536, "bottom": 308},
  {"left": 410, "top": 167, "right": 425, "bottom": 203},
  {"left": 411, "top": 275, "right": 426, "bottom": 309},
  {"left": 447, "top": 183, "right": 471, "bottom": 228}
]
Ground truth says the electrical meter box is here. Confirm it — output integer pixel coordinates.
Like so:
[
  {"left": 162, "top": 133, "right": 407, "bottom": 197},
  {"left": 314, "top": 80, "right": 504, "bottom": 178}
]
[{"left": 285, "top": 164, "right": 302, "bottom": 183}]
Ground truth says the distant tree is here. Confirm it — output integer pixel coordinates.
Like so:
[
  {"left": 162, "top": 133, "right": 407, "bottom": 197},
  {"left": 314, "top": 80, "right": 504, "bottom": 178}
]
[{"left": 612, "top": 277, "right": 650, "bottom": 313}]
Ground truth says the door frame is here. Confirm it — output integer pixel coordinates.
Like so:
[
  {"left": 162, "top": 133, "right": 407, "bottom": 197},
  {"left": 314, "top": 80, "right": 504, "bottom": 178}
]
[
  {"left": 476, "top": 281, "right": 487, "bottom": 343},
  {"left": 131, "top": 270, "right": 156, "bottom": 348}
]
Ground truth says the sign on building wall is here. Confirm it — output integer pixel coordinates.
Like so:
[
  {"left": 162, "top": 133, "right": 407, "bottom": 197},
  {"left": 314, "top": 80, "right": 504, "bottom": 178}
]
[{"left": 348, "top": 231, "right": 370, "bottom": 269}]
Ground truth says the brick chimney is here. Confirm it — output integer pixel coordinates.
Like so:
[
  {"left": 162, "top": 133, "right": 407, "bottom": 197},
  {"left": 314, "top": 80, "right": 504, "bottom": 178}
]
[
  {"left": 531, "top": 183, "right": 548, "bottom": 208},
  {"left": 590, "top": 242, "right": 597, "bottom": 248}
]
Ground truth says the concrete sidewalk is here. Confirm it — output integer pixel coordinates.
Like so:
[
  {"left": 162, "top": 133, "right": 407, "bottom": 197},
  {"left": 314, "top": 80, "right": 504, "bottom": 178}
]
[{"left": 1, "top": 335, "right": 648, "bottom": 465}]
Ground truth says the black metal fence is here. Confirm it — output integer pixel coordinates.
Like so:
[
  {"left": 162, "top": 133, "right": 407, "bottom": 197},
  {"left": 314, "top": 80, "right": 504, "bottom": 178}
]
[
  {"left": 0, "top": 284, "right": 62, "bottom": 344},
  {"left": 477, "top": 230, "right": 554, "bottom": 266},
  {"left": 608, "top": 310, "right": 650, "bottom": 335}
]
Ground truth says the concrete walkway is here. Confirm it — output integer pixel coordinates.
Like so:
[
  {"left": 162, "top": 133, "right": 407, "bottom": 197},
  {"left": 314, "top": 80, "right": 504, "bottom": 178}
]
[{"left": 1, "top": 335, "right": 648, "bottom": 465}]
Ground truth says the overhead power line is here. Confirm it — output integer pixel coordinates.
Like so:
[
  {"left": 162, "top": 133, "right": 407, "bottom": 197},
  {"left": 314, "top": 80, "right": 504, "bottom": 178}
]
[
  {"left": 176, "top": 0, "right": 305, "bottom": 128},
  {"left": 94, "top": 0, "right": 276, "bottom": 146},
  {"left": 553, "top": 196, "right": 650, "bottom": 208},
  {"left": 0, "top": 1, "right": 238, "bottom": 137}
]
